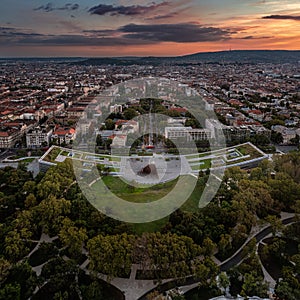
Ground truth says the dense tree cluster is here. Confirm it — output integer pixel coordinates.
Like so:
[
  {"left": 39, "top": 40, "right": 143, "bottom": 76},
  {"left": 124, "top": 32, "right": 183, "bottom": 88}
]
[{"left": 0, "top": 151, "right": 300, "bottom": 299}]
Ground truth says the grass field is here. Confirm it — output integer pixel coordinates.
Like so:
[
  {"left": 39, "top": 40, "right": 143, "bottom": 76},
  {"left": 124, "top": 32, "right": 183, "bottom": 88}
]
[
  {"left": 132, "top": 217, "right": 170, "bottom": 234},
  {"left": 96, "top": 176, "right": 178, "bottom": 203},
  {"left": 89, "top": 174, "right": 200, "bottom": 233},
  {"left": 43, "top": 147, "right": 61, "bottom": 162},
  {"left": 191, "top": 159, "right": 212, "bottom": 170}
]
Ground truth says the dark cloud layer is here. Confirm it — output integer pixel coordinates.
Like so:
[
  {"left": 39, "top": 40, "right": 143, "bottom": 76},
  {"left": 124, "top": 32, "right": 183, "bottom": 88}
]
[
  {"left": 146, "top": 12, "right": 178, "bottom": 20},
  {"left": 262, "top": 15, "right": 300, "bottom": 21},
  {"left": 11, "top": 35, "right": 154, "bottom": 46},
  {"left": 0, "top": 27, "right": 43, "bottom": 37},
  {"left": 239, "top": 35, "right": 272, "bottom": 40},
  {"left": 0, "top": 22, "right": 234, "bottom": 46},
  {"left": 0, "top": 27, "right": 152, "bottom": 46},
  {"left": 120, "top": 23, "right": 231, "bottom": 43},
  {"left": 34, "top": 2, "right": 79, "bottom": 12},
  {"left": 89, "top": 2, "right": 170, "bottom": 16}
]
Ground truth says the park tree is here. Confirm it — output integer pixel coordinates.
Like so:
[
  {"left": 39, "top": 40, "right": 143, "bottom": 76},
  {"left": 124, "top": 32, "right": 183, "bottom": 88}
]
[
  {"left": 275, "top": 280, "right": 300, "bottom": 300},
  {"left": 23, "top": 181, "right": 36, "bottom": 195},
  {"left": 250, "top": 134, "right": 270, "bottom": 147},
  {"left": 242, "top": 238, "right": 257, "bottom": 258},
  {"left": 274, "top": 152, "right": 300, "bottom": 183},
  {"left": 266, "top": 215, "right": 283, "bottom": 236},
  {"left": 5, "top": 261, "right": 38, "bottom": 299},
  {"left": 230, "top": 224, "right": 248, "bottom": 250},
  {"left": 59, "top": 218, "right": 88, "bottom": 257},
  {"left": 0, "top": 258, "right": 10, "bottom": 283},
  {"left": 239, "top": 179, "right": 274, "bottom": 218},
  {"left": 88, "top": 233, "right": 135, "bottom": 281},
  {"left": 271, "top": 131, "right": 283, "bottom": 144},
  {"left": 268, "top": 172, "right": 300, "bottom": 210},
  {"left": 37, "top": 160, "right": 75, "bottom": 199},
  {"left": 40, "top": 257, "right": 79, "bottom": 298},
  {"left": 146, "top": 290, "right": 164, "bottom": 300},
  {"left": 35, "top": 195, "right": 71, "bottom": 234},
  {"left": 131, "top": 231, "right": 205, "bottom": 281},
  {"left": 223, "top": 166, "right": 246, "bottom": 185},
  {"left": 275, "top": 265, "right": 300, "bottom": 300},
  {"left": 291, "top": 253, "right": 300, "bottom": 274},
  {"left": 218, "top": 234, "right": 232, "bottom": 258},
  {"left": 24, "top": 193, "right": 37, "bottom": 208},
  {"left": 104, "top": 119, "right": 115, "bottom": 130},
  {"left": 268, "top": 238, "right": 286, "bottom": 261},
  {"left": 123, "top": 108, "right": 138, "bottom": 120},
  {"left": 202, "top": 237, "right": 216, "bottom": 257},
  {"left": 241, "top": 272, "right": 268, "bottom": 298},
  {"left": 193, "top": 257, "right": 219, "bottom": 287},
  {"left": 0, "top": 284, "right": 21, "bottom": 300},
  {"left": 80, "top": 280, "right": 104, "bottom": 300},
  {"left": 232, "top": 194, "right": 256, "bottom": 228},
  {"left": 218, "top": 272, "right": 230, "bottom": 294},
  {"left": 4, "top": 229, "right": 31, "bottom": 262}
]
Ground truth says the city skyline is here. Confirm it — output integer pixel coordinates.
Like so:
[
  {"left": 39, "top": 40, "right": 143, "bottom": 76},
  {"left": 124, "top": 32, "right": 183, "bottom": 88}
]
[{"left": 0, "top": 0, "right": 299, "bottom": 57}]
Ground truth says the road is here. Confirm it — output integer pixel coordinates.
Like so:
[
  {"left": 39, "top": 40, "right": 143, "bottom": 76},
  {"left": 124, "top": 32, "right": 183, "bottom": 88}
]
[
  {"left": 138, "top": 215, "right": 297, "bottom": 300},
  {"left": 220, "top": 216, "right": 295, "bottom": 271},
  {"left": 0, "top": 149, "right": 14, "bottom": 161}
]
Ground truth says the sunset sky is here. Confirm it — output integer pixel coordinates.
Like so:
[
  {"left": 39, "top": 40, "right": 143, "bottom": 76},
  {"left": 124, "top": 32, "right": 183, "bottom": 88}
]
[{"left": 0, "top": 0, "right": 299, "bottom": 57}]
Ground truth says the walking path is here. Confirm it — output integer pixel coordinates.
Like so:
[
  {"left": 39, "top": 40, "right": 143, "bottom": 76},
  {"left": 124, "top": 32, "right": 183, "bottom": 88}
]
[
  {"left": 27, "top": 213, "right": 297, "bottom": 300},
  {"left": 139, "top": 213, "right": 297, "bottom": 300},
  {"left": 257, "top": 243, "right": 276, "bottom": 289}
]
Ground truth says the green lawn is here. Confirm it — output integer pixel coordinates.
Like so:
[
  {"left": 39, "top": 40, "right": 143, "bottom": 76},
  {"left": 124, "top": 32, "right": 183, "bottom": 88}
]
[
  {"left": 92, "top": 176, "right": 206, "bottom": 234},
  {"left": 237, "top": 143, "right": 262, "bottom": 159},
  {"left": 109, "top": 156, "right": 122, "bottom": 162},
  {"left": 98, "top": 176, "right": 178, "bottom": 203},
  {"left": 43, "top": 147, "right": 61, "bottom": 162},
  {"left": 132, "top": 217, "right": 169, "bottom": 234},
  {"left": 180, "top": 176, "right": 208, "bottom": 212},
  {"left": 191, "top": 159, "right": 211, "bottom": 170}
]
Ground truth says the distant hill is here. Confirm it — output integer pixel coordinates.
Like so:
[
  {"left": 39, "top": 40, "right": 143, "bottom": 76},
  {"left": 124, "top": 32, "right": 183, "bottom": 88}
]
[
  {"left": 72, "top": 50, "right": 300, "bottom": 66},
  {"left": 177, "top": 50, "right": 300, "bottom": 64},
  {"left": 1, "top": 50, "right": 299, "bottom": 65}
]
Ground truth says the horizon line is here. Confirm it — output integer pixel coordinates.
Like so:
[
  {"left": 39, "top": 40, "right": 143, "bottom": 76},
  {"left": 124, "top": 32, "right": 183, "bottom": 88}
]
[{"left": 1, "top": 49, "right": 300, "bottom": 59}]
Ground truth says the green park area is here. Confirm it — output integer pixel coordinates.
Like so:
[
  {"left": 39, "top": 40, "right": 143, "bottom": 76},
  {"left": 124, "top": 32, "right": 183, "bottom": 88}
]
[
  {"left": 89, "top": 174, "right": 209, "bottom": 233},
  {"left": 42, "top": 146, "right": 121, "bottom": 164},
  {"left": 187, "top": 143, "right": 266, "bottom": 172},
  {"left": 92, "top": 176, "right": 178, "bottom": 203},
  {"left": 191, "top": 159, "right": 211, "bottom": 170},
  {"left": 1, "top": 149, "right": 300, "bottom": 299}
]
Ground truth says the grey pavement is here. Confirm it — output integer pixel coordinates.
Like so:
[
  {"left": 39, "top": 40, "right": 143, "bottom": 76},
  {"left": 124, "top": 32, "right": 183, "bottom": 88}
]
[
  {"left": 0, "top": 162, "right": 18, "bottom": 169},
  {"left": 257, "top": 243, "right": 276, "bottom": 289}
]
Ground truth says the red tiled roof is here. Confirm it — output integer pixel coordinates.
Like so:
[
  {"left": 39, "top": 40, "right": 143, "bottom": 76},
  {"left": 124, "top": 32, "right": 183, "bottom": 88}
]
[
  {"left": 115, "top": 120, "right": 127, "bottom": 126},
  {"left": 236, "top": 120, "right": 261, "bottom": 126},
  {"left": 229, "top": 99, "right": 243, "bottom": 106},
  {"left": 0, "top": 132, "right": 9, "bottom": 137},
  {"left": 249, "top": 109, "right": 263, "bottom": 115},
  {"left": 170, "top": 107, "right": 187, "bottom": 113},
  {"left": 53, "top": 128, "right": 76, "bottom": 135}
]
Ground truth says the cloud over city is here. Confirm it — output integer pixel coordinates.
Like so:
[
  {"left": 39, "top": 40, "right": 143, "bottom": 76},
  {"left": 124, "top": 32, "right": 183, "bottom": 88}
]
[
  {"left": 262, "top": 15, "right": 300, "bottom": 21},
  {"left": 88, "top": 2, "right": 170, "bottom": 16},
  {"left": 34, "top": 3, "right": 79, "bottom": 12}
]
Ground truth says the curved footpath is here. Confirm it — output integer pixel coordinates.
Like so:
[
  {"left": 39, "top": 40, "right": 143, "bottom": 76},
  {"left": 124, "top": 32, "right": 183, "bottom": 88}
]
[
  {"left": 220, "top": 215, "right": 295, "bottom": 271},
  {"left": 138, "top": 213, "right": 297, "bottom": 300},
  {"left": 27, "top": 213, "right": 297, "bottom": 300}
]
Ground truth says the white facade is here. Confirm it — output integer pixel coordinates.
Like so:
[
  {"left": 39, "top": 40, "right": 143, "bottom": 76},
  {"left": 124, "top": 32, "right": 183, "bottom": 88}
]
[
  {"left": 26, "top": 126, "right": 53, "bottom": 148},
  {"left": 165, "top": 126, "right": 211, "bottom": 141}
]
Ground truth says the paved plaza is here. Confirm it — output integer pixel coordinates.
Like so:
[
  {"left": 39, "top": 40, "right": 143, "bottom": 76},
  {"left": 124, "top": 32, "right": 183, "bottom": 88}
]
[{"left": 119, "top": 154, "right": 192, "bottom": 185}]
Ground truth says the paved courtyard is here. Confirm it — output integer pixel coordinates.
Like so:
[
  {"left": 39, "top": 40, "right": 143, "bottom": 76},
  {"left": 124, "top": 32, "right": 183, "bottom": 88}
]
[{"left": 119, "top": 154, "right": 192, "bottom": 185}]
